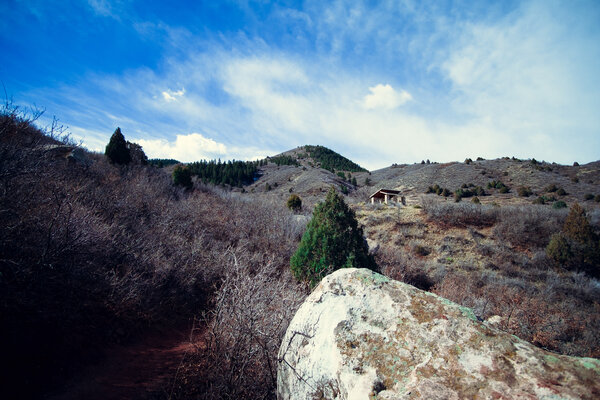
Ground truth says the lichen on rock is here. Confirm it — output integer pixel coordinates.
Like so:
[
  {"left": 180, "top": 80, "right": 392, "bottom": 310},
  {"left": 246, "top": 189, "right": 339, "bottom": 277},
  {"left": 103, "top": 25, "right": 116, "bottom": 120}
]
[{"left": 277, "top": 268, "right": 600, "bottom": 399}]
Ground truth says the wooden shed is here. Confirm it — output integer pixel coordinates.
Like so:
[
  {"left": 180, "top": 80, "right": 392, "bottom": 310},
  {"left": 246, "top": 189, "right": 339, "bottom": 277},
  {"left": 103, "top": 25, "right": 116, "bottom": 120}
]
[{"left": 369, "top": 189, "right": 401, "bottom": 204}]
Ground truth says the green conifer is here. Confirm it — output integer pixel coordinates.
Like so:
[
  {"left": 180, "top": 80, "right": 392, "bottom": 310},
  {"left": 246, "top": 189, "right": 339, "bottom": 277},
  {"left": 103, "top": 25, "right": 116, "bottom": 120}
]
[
  {"left": 105, "top": 127, "right": 131, "bottom": 165},
  {"left": 290, "top": 188, "right": 377, "bottom": 287},
  {"left": 172, "top": 165, "right": 193, "bottom": 189},
  {"left": 287, "top": 194, "right": 302, "bottom": 212}
]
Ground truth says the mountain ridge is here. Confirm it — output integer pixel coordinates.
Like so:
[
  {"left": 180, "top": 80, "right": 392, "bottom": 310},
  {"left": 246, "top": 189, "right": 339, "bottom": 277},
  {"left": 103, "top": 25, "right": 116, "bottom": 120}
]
[{"left": 241, "top": 145, "right": 600, "bottom": 210}]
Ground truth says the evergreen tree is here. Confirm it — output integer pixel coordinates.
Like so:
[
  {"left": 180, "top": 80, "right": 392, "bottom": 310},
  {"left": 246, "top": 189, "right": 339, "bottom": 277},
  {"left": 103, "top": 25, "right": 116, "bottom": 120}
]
[
  {"left": 303, "top": 145, "right": 367, "bottom": 172},
  {"left": 546, "top": 233, "right": 572, "bottom": 265},
  {"left": 172, "top": 165, "right": 193, "bottom": 189},
  {"left": 563, "top": 203, "right": 594, "bottom": 243},
  {"left": 546, "top": 203, "right": 599, "bottom": 277},
  {"left": 126, "top": 141, "right": 148, "bottom": 165},
  {"left": 105, "top": 127, "right": 131, "bottom": 165},
  {"left": 287, "top": 194, "right": 302, "bottom": 212},
  {"left": 290, "top": 188, "right": 377, "bottom": 287},
  {"left": 187, "top": 159, "right": 257, "bottom": 187}
]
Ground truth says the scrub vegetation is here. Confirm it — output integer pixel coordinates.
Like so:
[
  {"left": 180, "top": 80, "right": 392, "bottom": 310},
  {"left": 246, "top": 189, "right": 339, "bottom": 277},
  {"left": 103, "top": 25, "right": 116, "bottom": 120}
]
[
  {"left": 2, "top": 103, "right": 600, "bottom": 399},
  {"left": 359, "top": 198, "right": 600, "bottom": 359},
  {"left": 0, "top": 105, "right": 305, "bottom": 399}
]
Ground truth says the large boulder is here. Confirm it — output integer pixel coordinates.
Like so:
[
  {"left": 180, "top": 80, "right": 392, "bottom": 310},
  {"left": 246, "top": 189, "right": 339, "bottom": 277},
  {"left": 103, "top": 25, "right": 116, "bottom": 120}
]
[
  {"left": 277, "top": 268, "right": 600, "bottom": 399},
  {"left": 41, "top": 144, "right": 89, "bottom": 164}
]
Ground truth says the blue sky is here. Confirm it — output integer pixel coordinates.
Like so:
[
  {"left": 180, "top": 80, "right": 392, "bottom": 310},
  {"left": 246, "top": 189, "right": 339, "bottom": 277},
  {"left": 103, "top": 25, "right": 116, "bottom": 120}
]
[{"left": 1, "top": 0, "right": 599, "bottom": 170}]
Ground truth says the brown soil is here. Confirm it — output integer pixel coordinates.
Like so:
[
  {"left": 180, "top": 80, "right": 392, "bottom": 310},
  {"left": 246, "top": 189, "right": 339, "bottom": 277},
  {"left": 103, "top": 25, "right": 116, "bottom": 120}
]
[{"left": 46, "top": 327, "right": 197, "bottom": 400}]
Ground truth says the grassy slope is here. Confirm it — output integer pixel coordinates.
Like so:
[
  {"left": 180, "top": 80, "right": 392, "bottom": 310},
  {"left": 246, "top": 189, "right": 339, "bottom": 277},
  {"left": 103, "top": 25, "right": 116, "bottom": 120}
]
[
  {"left": 248, "top": 150, "right": 600, "bottom": 357},
  {"left": 354, "top": 198, "right": 600, "bottom": 357}
]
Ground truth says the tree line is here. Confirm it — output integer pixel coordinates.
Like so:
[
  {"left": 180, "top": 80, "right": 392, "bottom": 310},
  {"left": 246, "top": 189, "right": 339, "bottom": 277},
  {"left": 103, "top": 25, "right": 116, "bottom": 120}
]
[
  {"left": 304, "top": 145, "right": 367, "bottom": 173},
  {"left": 187, "top": 159, "right": 259, "bottom": 187}
]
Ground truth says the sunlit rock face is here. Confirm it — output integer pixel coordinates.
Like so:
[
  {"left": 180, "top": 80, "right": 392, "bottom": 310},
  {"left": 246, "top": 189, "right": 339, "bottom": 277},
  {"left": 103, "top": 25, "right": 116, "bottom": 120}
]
[{"left": 277, "top": 268, "right": 600, "bottom": 400}]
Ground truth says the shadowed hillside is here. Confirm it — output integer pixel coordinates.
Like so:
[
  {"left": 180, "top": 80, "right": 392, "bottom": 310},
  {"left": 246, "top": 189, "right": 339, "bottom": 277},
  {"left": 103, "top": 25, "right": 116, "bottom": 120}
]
[
  {"left": 0, "top": 106, "right": 306, "bottom": 399},
  {"left": 2, "top": 104, "right": 599, "bottom": 399}
]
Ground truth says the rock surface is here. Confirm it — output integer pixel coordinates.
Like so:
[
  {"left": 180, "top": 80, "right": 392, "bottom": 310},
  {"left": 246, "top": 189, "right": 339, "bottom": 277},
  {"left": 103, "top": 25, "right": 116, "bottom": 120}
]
[
  {"left": 277, "top": 268, "right": 600, "bottom": 399},
  {"left": 41, "top": 144, "right": 89, "bottom": 164}
]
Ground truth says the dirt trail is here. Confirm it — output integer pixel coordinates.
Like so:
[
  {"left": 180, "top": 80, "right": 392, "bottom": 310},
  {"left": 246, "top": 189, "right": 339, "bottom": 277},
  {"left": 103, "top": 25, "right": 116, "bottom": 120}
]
[{"left": 47, "top": 328, "right": 197, "bottom": 400}]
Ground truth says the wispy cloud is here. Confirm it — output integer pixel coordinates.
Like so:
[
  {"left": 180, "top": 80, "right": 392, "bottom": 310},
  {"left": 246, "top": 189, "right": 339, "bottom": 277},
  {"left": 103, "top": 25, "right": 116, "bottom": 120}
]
[
  {"left": 441, "top": 0, "right": 600, "bottom": 161},
  {"left": 87, "top": 0, "right": 114, "bottom": 17},
  {"left": 11, "top": 0, "right": 600, "bottom": 169},
  {"left": 161, "top": 88, "right": 185, "bottom": 102}
]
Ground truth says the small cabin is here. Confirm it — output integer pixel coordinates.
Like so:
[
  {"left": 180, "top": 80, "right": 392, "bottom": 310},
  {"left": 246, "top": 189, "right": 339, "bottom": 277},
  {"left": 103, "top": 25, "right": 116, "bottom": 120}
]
[{"left": 369, "top": 189, "right": 401, "bottom": 204}]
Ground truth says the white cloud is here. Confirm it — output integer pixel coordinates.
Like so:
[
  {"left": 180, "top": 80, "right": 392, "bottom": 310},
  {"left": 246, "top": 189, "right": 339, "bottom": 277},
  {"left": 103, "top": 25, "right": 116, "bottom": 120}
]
[
  {"left": 220, "top": 56, "right": 321, "bottom": 139},
  {"left": 441, "top": 0, "right": 600, "bottom": 143},
  {"left": 275, "top": 8, "right": 312, "bottom": 27},
  {"left": 161, "top": 88, "right": 185, "bottom": 102},
  {"left": 87, "top": 0, "right": 119, "bottom": 18},
  {"left": 67, "top": 124, "right": 109, "bottom": 153},
  {"left": 363, "top": 84, "right": 412, "bottom": 110},
  {"left": 24, "top": 1, "right": 600, "bottom": 170},
  {"left": 135, "top": 133, "right": 227, "bottom": 162}
]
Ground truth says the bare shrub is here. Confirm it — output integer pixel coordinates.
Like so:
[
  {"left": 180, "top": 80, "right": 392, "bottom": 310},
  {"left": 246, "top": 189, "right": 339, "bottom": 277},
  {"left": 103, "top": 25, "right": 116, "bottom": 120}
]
[
  {"left": 421, "top": 197, "right": 498, "bottom": 227},
  {"left": 0, "top": 109, "right": 310, "bottom": 397},
  {"left": 433, "top": 267, "right": 600, "bottom": 357},
  {"left": 171, "top": 250, "right": 305, "bottom": 399},
  {"left": 377, "top": 246, "right": 436, "bottom": 291},
  {"left": 493, "top": 206, "right": 567, "bottom": 248},
  {"left": 411, "top": 241, "right": 431, "bottom": 256},
  {"left": 530, "top": 250, "right": 552, "bottom": 270},
  {"left": 475, "top": 243, "right": 494, "bottom": 257},
  {"left": 588, "top": 208, "right": 600, "bottom": 229}
]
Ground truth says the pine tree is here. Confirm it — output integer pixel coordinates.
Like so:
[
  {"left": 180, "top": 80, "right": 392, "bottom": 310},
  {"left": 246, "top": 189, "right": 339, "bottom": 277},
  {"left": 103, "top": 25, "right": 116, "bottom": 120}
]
[
  {"left": 563, "top": 203, "right": 593, "bottom": 244},
  {"left": 105, "top": 127, "right": 131, "bottom": 165},
  {"left": 287, "top": 194, "right": 302, "bottom": 212},
  {"left": 290, "top": 188, "right": 377, "bottom": 287},
  {"left": 546, "top": 203, "right": 599, "bottom": 277},
  {"left": 172, "top": 165, "right": 193, "bottom": 189}
]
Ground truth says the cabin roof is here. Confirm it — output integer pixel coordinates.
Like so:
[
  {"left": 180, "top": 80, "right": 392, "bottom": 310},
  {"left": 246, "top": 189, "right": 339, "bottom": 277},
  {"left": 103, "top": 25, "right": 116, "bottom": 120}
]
[{"left": 369, "top": 189, "right": 401, "bottom": 198}]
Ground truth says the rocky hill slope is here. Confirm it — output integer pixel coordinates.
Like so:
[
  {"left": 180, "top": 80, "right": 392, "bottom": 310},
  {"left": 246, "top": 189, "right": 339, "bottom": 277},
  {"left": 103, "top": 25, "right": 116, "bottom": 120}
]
[
  {"left": 365, "top": 158, "right": 600, "bottom": 205},
  {"left": 240, "top": 146, "right": 600, "bottom": 360},
  {"left": 238, "top": 146, "right": 600, "bottom": 213},
  {"left": 278, "top": 268, "right": 600, "bottom": 400}
]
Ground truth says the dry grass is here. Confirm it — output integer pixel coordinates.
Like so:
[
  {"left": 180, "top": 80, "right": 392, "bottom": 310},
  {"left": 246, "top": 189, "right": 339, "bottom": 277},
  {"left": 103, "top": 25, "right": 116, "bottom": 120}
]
[{"left": 356, "top": 197, "right": 600, "bottom": 357}]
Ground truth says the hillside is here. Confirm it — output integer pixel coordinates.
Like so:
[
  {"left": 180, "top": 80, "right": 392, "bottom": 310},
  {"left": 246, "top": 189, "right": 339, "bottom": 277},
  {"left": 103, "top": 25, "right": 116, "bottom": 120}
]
[
  {"left": 244, "top": 149, "right": 600, "bottom": 358},
  {"left": 364, "top": 158, "right": 600, "bottom": 206},
  {"left": 0, "top": 109, "right": 306, "bottom": 399},
  {"left": 240, "top": 148, "right": 600, "bottom": 212},
  {"left": 241, "top": 145, "right": 367, "bottom": 208},
  {"left": 164, "top": 143, "right": 600, "bottom": 211},
  {"left": 200, "top": 148, "right": 600, "bottom": 360},
  {"left": 2, "top": 108, "right": 599, "bottom": 399}
]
